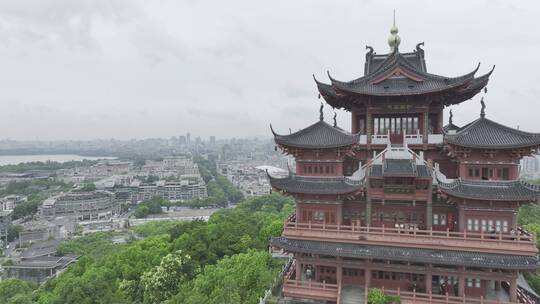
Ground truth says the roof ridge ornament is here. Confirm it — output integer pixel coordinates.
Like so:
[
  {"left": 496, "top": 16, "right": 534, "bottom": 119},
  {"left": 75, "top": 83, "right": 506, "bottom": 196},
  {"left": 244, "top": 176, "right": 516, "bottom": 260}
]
[
  {"left": 388, "top": 9, "right": 401, "bottom": 52},
  {"left": 366, "top": 45, "right": 374, "bottom": 57},
  {"left": 416, "top": 42, "right": 424, "bottom": 54},
  {"left": 333, "top": 111, "right": 337, "bottom": 127},
  {"left": 480, "top": 97, "right": 486, "bottom": 118},
  {"left": 449, "top": 109, "right": 453, "bottom": 125},
  {"left": 319, "top": 102, "right": 324, "bottom": 121}
]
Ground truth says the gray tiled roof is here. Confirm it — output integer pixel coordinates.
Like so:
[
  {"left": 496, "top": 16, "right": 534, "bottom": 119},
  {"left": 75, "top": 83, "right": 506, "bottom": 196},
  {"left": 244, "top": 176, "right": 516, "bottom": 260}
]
[
  {"left": 267, "top": 174, "right": 363, "bottom": 195},
  {"left": 445, "top": 117, "right": 540, "bottom": 149},
  {"left": 272, "top": 120, "right": 360, "bottom": 149},
  {"left": 315, "top": 48, "right": 492, "bottom": 110},
  {"left": 369, "top": 162, "right": 430, "bottom": 178},
  {"left": 271, "top": 237, "right": 540, "bottom": 270},
  {"left": 438, "top": 179, "right": 540, "bottom": 201},
  {"left": 384, "top": 159, "right": 416, "bottom": 176},
  {"left": 366, "top": 50, "right": 426, "bottom": 75},
  {"left": 326, "top": 50, "right": 486, "bottom": 96}
]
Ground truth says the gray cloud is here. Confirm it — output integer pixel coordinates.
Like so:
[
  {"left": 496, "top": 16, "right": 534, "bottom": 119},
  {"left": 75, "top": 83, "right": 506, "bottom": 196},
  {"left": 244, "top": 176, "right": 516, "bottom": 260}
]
[{"left": 0, "top": 0, "right": 538, "bottom": 140}]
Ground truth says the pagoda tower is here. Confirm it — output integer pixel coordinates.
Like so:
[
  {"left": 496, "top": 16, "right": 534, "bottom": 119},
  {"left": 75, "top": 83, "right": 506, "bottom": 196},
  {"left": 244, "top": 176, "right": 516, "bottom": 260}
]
[{"left": 269, "top": 21, "right": 540, "bottom": 304}]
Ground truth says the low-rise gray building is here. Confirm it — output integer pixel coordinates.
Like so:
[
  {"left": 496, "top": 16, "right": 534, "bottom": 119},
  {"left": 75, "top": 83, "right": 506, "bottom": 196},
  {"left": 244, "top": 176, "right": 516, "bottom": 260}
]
[
  {"left": 3, "top": 255, "right": 78, "bottom": 284},
  {"left": 114, "top": 179, "right": 207, "bottom": 203},
  {"left": 41, "top": 191, "right": 119, "bottom": 221}
]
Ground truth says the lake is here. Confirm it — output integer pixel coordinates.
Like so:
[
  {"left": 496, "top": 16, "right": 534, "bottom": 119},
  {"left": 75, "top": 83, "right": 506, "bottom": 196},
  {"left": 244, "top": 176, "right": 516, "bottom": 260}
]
[{"left": 0, "top": 154, "right": 116, "bottom": 166}]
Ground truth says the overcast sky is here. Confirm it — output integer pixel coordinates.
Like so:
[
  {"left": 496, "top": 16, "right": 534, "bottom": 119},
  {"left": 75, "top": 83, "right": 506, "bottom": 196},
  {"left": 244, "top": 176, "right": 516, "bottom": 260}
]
[{"left": 0, "top": 0, "right": 538, "bottom": 140}]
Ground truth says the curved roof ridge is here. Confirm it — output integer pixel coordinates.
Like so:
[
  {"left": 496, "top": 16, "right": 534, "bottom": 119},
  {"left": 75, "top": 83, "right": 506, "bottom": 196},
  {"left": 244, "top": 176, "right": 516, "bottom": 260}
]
[
  {"left": 479, "top": 117, "right": 540, "bottom": 137},
  {"left": 271, "top": 120, "right": 360, "bottom": 149},
  {"left": 444, "top": 116, "right": 540, "bottom": 149},
  {"left": 437, "top": 178, "right": 540, "bottom": 201},
  {"left": 338, "top": 53, "right": 478, "bottom": 87},
  {"left": 267, "top": 172, "right": 364, "bottom": 195},
  {"left": 452, "top": 117, "right": 540, "bottom": 139}
]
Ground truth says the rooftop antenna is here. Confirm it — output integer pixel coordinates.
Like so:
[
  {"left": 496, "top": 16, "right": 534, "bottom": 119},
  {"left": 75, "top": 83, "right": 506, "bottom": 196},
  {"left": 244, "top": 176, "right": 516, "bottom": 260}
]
[{"left": 319, "top": 102, "right": 324, "bottom": 121}]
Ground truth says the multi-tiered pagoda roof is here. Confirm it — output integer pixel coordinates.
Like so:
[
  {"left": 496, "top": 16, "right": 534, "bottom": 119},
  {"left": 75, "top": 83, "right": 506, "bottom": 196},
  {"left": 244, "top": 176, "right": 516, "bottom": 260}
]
[
  {"left": 445, "top": 117, "right": 540, "bottom": 149},
  {"left": 314, "top": 43, "right": 493, "bottom": 110},
  {"left": 267, "top": 174, "right": 363, "bottom": 195},
  {"left": 270, "top": 237, "right": 540, "bottom": 270},
  {"left": 271, "top": 120, "right": 360, "bottom": 149},
  {"left": 438, "top": 179, "right": 540, "bottom": 201}
]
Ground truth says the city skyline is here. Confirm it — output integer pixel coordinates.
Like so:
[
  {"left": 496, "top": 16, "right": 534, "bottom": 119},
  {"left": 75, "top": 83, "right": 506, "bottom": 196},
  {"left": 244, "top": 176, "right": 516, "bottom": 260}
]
[{"left": 0, "top": 0, "right": 539, "bottom": 140}]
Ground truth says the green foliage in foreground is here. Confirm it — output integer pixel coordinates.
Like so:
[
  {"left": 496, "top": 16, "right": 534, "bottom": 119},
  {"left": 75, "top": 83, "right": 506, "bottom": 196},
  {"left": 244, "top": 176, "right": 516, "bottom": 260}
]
[
  {"left": 367, "top": 288, "right": 401, "bottom": 304},
  {"left": 56, "top": 232, "right": 118, "bottom": 262},
  {"left": 0, "top": 279, "right": 36, "bottom": 304},
  {"left": 170, "top": 250, "right": 281, "bottom": 304},
  {"left": 520, "top": 203, "right": 540, "bottom": 294},
  {"left": 132, "top": 220, "right": 178, "bottom": 238},
  {"left": 0, "top": 193, "right": 293, "bottom": 304}
]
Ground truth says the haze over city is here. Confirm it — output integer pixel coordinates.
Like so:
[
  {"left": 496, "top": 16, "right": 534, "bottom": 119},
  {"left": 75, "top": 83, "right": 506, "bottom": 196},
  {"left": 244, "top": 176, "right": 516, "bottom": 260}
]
[{"left": 0, "top": 0, "right": 538, "bottom": 140}]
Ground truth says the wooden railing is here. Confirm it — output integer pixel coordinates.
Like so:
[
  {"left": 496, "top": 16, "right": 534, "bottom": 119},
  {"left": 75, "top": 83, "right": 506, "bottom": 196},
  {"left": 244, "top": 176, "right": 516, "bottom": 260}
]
[
  {"left": 383, "top": 287, "right": 519, "bottom": 304},
  {"left": 501, "top": 282, "right": 537, "bottom": 304},
  {"left": 283, "top": 215, "right": 537, "bottom": 255},
  {"left": 281, "top": 261, "right": 339, "bottom": 302}
]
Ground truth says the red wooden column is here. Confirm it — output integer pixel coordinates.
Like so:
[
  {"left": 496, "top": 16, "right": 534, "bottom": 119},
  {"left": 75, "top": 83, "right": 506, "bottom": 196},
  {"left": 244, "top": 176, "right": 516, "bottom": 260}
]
[
  {"left": 425, "top": 264, "right": 433, "bottom": 294},
  {"left": 509, "top": 271, "right": 518, "bottom": 302},
  {"left": 426, "top": 195, "right": 433, "bottom": 230},
  {"left": 337, "top": 257, "right": 343, "bottom": 285},
  {"left": 365, "top": 265, "right": 372, "bottom": 291},
  {"left": 337, "top": 203, "right": 343, "bottom": 225},
  {"left": 366, "top": 198, "right": 372, "bottom": 226},
  {"left": 352, "top": 111, "right": 359, "bottom": 133},
  {"left": 511, "top": 211, "right": 518, "bottom": 231},
  {"left": 296, "top": 256, "right": 302, "bottom": 282},
  {"left": 366, "top": 106, "right": 372, "bottom": 144},
  {"left": 457, "top": 267, "right": 465, "bottom": 297},
  {"left": 458, "top": 203, "right": 466, "bottom": 232},
  {"left": 437, "top": 105, "right": 443, "bottom": 134},
  {"left": 422, "top": 107, "right": 429, "bottom": 144}
]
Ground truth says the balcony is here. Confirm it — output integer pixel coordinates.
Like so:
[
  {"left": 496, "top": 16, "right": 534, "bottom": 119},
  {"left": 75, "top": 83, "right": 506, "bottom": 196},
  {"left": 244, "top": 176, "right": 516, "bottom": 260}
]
[
  {"left": 282, "top": 272, "right": 521, "bottom": 304},
  {"left": 382, "top": 287, "right": 520, "bottom": 304},
  {"left": 368, "top": 133, "right": 444, "bottom": 146},
  {"left": 404, "top": 133, "right": 423, "bottom": 145},
  {"left": 282, "top": 261, "right": 339, "bottom": 302},
  {"left": 371, "top": 134, "right": 389, "bottom": 145},
  {"left": 283, "top": 215, "right": 537, "bottom": 256}
]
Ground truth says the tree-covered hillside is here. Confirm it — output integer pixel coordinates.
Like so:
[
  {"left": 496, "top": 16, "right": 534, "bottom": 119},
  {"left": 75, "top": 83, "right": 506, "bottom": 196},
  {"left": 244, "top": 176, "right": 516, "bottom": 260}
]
[{"left": 0, "top": 193, "right": 294, "bottom": 304}]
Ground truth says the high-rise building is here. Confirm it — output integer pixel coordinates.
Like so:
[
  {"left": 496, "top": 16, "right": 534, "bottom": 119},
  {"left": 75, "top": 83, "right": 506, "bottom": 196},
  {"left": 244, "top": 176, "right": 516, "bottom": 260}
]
[
  {"left": 268, "top": 23, "right": 540, "bottom": 304},
  {"left": 522, "top": 155, "right": 539, "bottom": 178}
]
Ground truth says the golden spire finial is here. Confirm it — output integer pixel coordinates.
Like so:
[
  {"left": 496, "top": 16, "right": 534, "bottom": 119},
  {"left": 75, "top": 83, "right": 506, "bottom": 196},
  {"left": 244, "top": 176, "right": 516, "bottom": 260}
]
[{"left": 388, "top": 9, "right": 401, "bottom": 52}]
